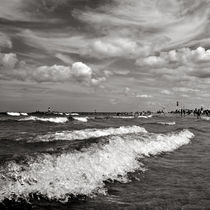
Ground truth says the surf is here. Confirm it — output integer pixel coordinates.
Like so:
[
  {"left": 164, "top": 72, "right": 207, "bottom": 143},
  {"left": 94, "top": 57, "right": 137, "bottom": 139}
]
[
  {"left": 0, "top": 129, "right": 194, "bottom": 202},
  {"left": 157, "top": 121, "right": 176, "bottom": 126},
  {"left": 19, "top": 116, "right": 69, "bottom": 123},
  {"left": 33, "top": 125, "right": 148, "bottom": 142}
]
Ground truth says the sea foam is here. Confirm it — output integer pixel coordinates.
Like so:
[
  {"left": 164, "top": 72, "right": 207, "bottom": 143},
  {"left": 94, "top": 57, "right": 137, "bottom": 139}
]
[
  {"left": 201, "top": 116, "right": 210, "bottom": 121},
  {"left": 19, "top": 116, "right": 68, "bottom": 123},
  {"left": 157, "top": 121, "right": 176, "bottom": 126},
  {"left": 0, "top": 129, "right": 194, "bottom": 202},
  {"left": 33, "top": 125, "right": 148, "bottom": 142},
  {"left": 138, "top": 115, "right": 153, "bottom": 119},
  {"left": 20, "top": 113, "right": 28, "bottom": 116},
  {"left": 7, "top": 112, "right": 20, "bottom": 116},
  {"left": 72, "top": 116, "right": 88, "bottom": 122}
]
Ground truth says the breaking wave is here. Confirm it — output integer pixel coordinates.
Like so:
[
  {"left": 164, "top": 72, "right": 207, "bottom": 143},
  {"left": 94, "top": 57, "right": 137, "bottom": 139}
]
[
  {"left": 201, "top": 116, "right": 210, "bottom": 121},
  {"left": 113, "top": 116, "right": 134, "bottom": 119},
  {"left": 157, "top": 121, "right": 176, "bottom": 126},
  {"left": 20, "top": 113, "right": 28, "bottom": 116},
  {"left": 0, "top": 129, "right": 194, "bottom": 202},
  {"left": 72, "top": 117, "right": 88, "bottom": 122},
  {"left": 33, "top": 125, "right": 148, "bottom": 142},
  {"left": 7, "top": 112, "right": 20, "bottom": 116},
  {"left": 138, "top": 115, "right": 153, "bottom": 119},
  {"left": 19, "top": 116, "right": 68, "bottom": 123}
]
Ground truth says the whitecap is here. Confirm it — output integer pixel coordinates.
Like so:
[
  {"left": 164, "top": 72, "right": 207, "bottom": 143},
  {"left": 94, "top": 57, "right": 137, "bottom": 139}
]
[
  {"left": 19, "top": 116, "right": 68, "bottom": 123},
  {"left": 157, "top": 121, "right": 176, "bottom": 126},
  {"left": 7, "top": 112, "right": 20, "bottom": 116},
  {"left": 201, "top": 116, "right": 210, "bottom": 121},
  {"left": 71, "top": 113, "right": 79, "bottom": 116},
  {"left": 34, "top": 125, "right": 148, "bottom": 142},
  {"left": 20, "top": 113, "right": 28, "bottom": 116},
  {"left": 72, "top": 117, "right": 88, "bottom": 122},
  {"left": 138, "top": 115, "right": 153, "bottom": 119},
  {"left": 112, "top": 116, "right": 134, "bottom": 119},
  {"left": 0, "top": 129, "right": 194, "bottom": 202}
]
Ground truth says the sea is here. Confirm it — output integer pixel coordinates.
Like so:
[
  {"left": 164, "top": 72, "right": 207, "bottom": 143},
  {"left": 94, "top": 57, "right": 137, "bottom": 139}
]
[{"left": 0, "top": 112, "right": 210, "bottom": 210}]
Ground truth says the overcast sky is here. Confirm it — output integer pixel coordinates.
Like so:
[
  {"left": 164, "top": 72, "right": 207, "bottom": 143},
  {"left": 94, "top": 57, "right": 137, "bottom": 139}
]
[{"left": 1, "top": 0, "right": 210, "bottom": 112}]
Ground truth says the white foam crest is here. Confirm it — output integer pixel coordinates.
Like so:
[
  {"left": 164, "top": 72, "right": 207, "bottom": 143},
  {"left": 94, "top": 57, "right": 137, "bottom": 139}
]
[
  {"left": 19, "top": 116, "right": 68, "bottom": 123},
  {"left": 0, "top": 129, "right": 194, "bottom": 202},
  {"left": 201, "top": 116, "right": 210, "bottom": 121},
  {"left": 20, "top": 113, "right": 28, "bottom": 116},
  {"left": 138, "top": 115, "right": 153, "bottom": 119},
  {"left": 71, "top": 113, "right": 79, "bottom": 116},
  {"left": 7, "top": 112, "right": 20, "bottom": 116},
  {"left": 157, "top": 121, "right": 176, "bottom": 126},
  {"left": 72, "top": 117, "right": 88, "bottom": 122},
  {"left": 112, "top": 116, "right": 134, "bottom": 119},
  {"left": 34, "top": 125, "right": 148, "bottom": 142}
]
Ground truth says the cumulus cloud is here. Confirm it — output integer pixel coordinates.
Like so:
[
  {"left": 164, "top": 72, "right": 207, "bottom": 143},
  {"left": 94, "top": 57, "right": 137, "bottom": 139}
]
[
  {"left": 32, "top": 65, "right": 71, "bottom": 82},
  {"left": 32, "top": 62, "right": 106, "bottom": 86},
  {"left": 0, "top": 53, "right": 19, "bottom": 69},
  {"left": 0, "top": 54, "right": 106, "bottom": 86},
  {"left": 87, "top": 38, "right": 151, "bottom": 59},
  {"left": 71, "top": 62, "right": 92, "bottom": 82},
  {"left": 137, "top": 47, "right": 210, "bottom": 68}
]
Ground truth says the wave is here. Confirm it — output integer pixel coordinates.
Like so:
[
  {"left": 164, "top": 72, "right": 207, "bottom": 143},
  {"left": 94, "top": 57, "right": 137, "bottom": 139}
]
[
  {"left": 33, "top": 125, "right": 148, "bottom": 142},
  {"left": 19, "top": 116, "right": 68, "bottom": 123},
  {"left": 112, "top": 115, "right": 153, "bottom": 119},
  {"left": 7, "top": 112, "right": 20, "bottom": 116},
  {"left": 71, "top": 113, "right": 79, "bottom": 116},
  {"left": 201, "top": 116, "right": 210, "bottom": 121},
  {"left": 112, "top": 116, "right": 134, "bottom": 119},
  {"left": 157, "top": 121, "right": 176, "bottom": 126},
  {"left": 0, "top": 129, "right": 194, "bottom": 202},
  {"left": 20, "top": 113, "right": 28, "bottom": 116},
  {"left": 72, "top": 117, "right": 88, "bottom": 122},
  {"left": 138, "top": 115, "right": 153, "bottom": 119}
]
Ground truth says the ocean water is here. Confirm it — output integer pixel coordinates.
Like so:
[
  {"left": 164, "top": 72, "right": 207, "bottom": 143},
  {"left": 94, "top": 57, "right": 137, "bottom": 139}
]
[{"left": 0, "top": 113, "right": 210, "bottom": 210}]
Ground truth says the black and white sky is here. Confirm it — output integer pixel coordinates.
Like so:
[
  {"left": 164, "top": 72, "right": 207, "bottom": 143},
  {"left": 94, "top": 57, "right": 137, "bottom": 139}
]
[{"left": 1, "top": 0, "right": 210, "bottom": 112}]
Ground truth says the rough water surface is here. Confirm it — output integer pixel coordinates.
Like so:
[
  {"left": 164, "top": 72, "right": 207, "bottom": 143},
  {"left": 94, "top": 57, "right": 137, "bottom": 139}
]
[{"left": 0, "top": 114, "right": 209, "bottom": 210}]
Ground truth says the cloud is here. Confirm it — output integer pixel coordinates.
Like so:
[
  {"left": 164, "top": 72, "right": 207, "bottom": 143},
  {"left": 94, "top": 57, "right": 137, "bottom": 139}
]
[
  {"left": 0, "top": 53, "right": 19, "bottom": 69},
  {"left": 16, "top": 0, "right": 210, "bottom": 65},
  {"left": 124, "top": 87, "right": 130, "bottom": 95},
  {"left": 0, "top": 0, "right": 26, "bottom": 21},
  {"left": 1, "top": 0, "right": 210, "bottom": 111},
  {"left": 137, "top": 47, "right": 210, "bottom": 68},
  {"left": 74, "top": 0, "right": 210, "bottom": 53},
  {"left": 135, "top": 46, "right": 210, "bottom": 81},
  {"left": 71, "top": 62, "right": 92, "bottom": 82},
  {"left": 136, "top": 94, "right": 152, "bottom": 98},
  {"left": 32, "top": 65, "right": 71, "bottom": 82},
  {"left": 33, "top": 62, "right": 106, "bottom": 86},
  {"left": 104, "top": 70, "right": 113, "bottom": 77},
  {"left": 87, "top": 38, "right": 151, "bottom": 59},
  {"left": 110, "top": 98, "right": 119, "bottom": 105},
  {"left": 160, "top": 90, "right": 171, "bottom": 95},
  {"left": 173, "top": 87, "right": 200, "bottom": 93},
  {"left": 55, "top": 53, "right": 74, "bottom": 65},
  {"left": 0, "top": 33, "right": 12, "bottom": 49},
  {"left": 0, "top": 55, "right": 106, "bottom": 86}
]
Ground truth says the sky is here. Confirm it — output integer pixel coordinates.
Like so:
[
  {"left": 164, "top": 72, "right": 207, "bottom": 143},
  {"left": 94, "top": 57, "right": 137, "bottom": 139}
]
[{"left": 1, "top": 0, "right": 210, "bottom": 112}]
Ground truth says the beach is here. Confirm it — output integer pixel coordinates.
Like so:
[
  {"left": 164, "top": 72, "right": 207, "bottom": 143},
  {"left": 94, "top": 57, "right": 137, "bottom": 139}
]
[{"left": 0, "top": 113, "right": 209, "bottom": 209}]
